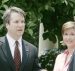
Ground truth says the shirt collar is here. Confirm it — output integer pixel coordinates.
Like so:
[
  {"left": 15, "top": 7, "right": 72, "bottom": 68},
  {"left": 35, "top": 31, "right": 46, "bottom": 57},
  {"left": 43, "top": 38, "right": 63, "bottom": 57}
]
[
  {"left": 64, "top": 49, "right": 69, "bottom": 55},
  {"left": 6, "top": 33, "right": 22, "bottom": 46}
]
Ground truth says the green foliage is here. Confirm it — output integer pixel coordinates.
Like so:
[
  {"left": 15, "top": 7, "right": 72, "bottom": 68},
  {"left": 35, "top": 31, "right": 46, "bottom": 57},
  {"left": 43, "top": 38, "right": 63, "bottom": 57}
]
[
  {"left": 0, "top": 0, "right": 9, "bottom": 19},
  {"left": 0, "top": 0, "right": 9, "bottom": 36},
  {"left": 6, "top": 0, "right": 40, "bottom": 46},
  {"left": 0, "top": 0, "right": 75, "bottom": 47},
  {"left": 39, "top": 48, "right": 61, "bottom": 71},
  {"left": 41, "top": 0, "right": 75, "bottom": 45}
]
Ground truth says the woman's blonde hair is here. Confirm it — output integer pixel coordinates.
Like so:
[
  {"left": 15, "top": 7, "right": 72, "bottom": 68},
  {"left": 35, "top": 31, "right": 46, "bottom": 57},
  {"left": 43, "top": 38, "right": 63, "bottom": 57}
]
[{"left": 62, "top": 21, "right": 75, "bottom": 34}]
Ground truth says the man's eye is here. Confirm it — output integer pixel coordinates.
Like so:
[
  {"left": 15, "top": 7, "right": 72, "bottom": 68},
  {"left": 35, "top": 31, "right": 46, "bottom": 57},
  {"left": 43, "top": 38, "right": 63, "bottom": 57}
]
[
  {"left": 15, "top": 21, "right": 19, "bottom": 23},
  {"left": 21, "top": 20, "right": 25, "bottom": 23}
]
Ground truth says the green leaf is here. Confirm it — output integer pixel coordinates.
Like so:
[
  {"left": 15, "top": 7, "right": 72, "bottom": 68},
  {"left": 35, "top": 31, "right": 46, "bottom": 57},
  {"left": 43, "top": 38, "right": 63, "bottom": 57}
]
[
  {"left": 69, "top": 2, "right": 74, "bottom": 7},
  {"left": 2, "top": 4, "right": 8, "bottom": 9},
  {"left": 2, "top": 0, "right": 9, "bottom": 4},
  {"left": 27, "top": 21, "right": 36, "bottom": 28},
  {"left": 73, "top": 9, "right": 75, "bottom": 15},
  {"left": 28, "top": 29, "right": 33, "bottom": 36},
  {"left": 0, "top": 24, "right": 4, "bottom": 30},
  {"left": 0, "top": 10, "right": 4, "bottom": 15},
  {"left": 45, "top": 4, "right": 49, "bottom": 10},
  {"left": 64, "top": 0, "right": 68, "bottom": 5},
  {"left": 70, "top": 0, "right": 75, "bottom": 3},
  {"left": 49, "top": 7, "right": 55, "bottom": 12}
]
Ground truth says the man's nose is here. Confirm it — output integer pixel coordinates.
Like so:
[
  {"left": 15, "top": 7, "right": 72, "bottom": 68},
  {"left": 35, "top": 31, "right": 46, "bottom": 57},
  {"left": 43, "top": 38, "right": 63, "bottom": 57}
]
[{"left": 19, "top": 22, "right": 25, "bottom": 26}]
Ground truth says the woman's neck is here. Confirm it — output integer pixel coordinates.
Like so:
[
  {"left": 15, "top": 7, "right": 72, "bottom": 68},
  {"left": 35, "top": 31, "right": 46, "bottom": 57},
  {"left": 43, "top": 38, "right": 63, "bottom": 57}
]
[{"left": 67, "top": 47, "right": 75, "bottom": 55}]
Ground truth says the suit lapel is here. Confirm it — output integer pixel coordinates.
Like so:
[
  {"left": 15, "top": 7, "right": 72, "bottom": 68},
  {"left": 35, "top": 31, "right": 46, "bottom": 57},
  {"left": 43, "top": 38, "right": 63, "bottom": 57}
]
[
  {"left": 20, "top": 40, "right": 29, "bottom": 71},
  {"left": 0, "top": 36, "right": 30, "bottom": 71},
  {"left": 0, "top": 36, "right": 15, "bottom": 71}
]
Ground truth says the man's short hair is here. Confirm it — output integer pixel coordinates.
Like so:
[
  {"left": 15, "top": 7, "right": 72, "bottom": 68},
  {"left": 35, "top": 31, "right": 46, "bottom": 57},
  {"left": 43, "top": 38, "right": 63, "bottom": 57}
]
[{"left": 2, "top": 6, "right": 26, "bottom": 24}]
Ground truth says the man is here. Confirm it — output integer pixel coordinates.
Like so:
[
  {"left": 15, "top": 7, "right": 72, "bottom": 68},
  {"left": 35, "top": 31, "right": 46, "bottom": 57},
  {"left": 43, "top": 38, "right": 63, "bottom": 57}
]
[{"left": 0, "top": 6, "right": 41, "bottom": 71}]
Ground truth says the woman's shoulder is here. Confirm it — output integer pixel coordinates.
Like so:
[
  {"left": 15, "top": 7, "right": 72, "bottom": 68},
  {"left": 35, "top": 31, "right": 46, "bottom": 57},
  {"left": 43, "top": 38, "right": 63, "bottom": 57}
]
[
  {"left": 56, "top": 51, "right": 66, "bottom": 59},
  {"left": 57, "top": 53, "right": 64, "bottom": 58}
]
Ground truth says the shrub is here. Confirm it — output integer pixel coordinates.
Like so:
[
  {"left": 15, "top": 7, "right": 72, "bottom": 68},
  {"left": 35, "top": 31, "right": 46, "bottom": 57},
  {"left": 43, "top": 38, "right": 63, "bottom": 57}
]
[{"left": 39, "top": 48, "right": 61, "bottom": 71}]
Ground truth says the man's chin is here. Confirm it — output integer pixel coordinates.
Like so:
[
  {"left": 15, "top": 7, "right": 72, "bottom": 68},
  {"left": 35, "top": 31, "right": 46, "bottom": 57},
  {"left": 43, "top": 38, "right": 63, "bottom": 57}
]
[{"left": 17, "top": 33, "right": 23, "bottom": 37}]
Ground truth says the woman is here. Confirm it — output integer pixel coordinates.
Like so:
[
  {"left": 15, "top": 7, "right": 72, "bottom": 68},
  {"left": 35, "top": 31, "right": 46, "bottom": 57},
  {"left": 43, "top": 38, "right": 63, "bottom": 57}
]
[{"left": 53, "top": 21, "right": 75, "bottom": 71}]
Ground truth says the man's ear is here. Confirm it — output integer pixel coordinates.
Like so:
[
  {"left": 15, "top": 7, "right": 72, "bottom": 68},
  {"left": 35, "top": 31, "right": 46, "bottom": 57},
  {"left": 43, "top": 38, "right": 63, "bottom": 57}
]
[{"left": 5, "top": 23, "right": 9, "bottom": 29}]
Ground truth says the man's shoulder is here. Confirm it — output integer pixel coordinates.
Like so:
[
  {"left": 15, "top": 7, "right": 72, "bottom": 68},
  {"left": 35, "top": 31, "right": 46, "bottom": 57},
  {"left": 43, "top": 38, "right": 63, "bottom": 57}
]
[
  {"left": 23, "top": 39, "right": 37, "bottom": 49},
  {"left": 0, "top": 40, "right": 3, "bottom": 46},
  {"left": 0, "top": 36, "right": 5, "bottom": 46},
  {"left": 0, "top": 36, "right": 5, "bottom": 42}
]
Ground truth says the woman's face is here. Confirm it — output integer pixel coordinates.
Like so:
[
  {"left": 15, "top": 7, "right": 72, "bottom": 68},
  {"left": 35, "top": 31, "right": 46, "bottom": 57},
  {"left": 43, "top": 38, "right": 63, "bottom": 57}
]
[{"left": 63, "top": 28, "right": 75, "bottom": 48}]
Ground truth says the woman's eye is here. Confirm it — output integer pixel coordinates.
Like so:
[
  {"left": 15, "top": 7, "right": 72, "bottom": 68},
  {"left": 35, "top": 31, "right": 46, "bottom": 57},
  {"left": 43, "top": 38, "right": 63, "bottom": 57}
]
[
  {"left": 71, "top": 33, "right": 75, "bottom": 36},
  {"left": 64, "top": 33, "right": 68, "bottom": 35}
]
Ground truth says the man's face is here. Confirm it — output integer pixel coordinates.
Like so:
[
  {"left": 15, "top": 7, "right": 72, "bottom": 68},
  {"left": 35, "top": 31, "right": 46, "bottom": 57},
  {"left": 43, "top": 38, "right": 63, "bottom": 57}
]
[{"left": 6, "top": 12, "right": 25, "bottom": 39}]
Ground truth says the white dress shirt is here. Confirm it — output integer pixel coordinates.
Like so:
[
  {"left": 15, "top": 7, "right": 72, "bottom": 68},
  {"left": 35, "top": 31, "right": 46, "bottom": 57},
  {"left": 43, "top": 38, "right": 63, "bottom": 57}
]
[{"left": 6, "top": 34, "right": 22, "bottom": 61}]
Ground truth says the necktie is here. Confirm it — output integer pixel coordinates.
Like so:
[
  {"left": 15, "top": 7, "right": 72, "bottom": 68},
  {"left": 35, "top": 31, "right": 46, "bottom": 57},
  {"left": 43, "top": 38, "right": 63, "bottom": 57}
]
[{"left": 14, "top": 41, "right": 21, "bottom": 71}]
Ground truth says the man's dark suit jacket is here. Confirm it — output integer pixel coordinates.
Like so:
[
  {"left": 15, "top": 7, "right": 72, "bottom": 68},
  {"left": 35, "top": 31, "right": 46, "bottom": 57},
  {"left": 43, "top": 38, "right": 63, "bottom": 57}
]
[
  {"left": 67, "top": 50, "right": 75, "bottom": 71},
  {"left": 0, "top": 36, "right": 41, "bottom": 71}
]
